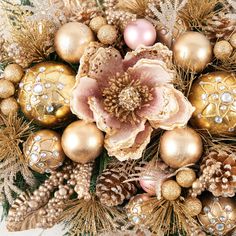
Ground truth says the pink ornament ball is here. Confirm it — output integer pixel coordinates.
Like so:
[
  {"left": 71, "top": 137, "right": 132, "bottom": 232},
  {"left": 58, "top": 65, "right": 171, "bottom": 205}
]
[{"left": 124, "top": 19, "right": 157, "bottom": 50}]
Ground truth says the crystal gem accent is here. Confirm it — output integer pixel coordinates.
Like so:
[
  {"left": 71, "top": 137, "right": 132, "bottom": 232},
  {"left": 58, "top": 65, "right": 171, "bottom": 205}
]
[
  {"left": 221, "top": 92, "right": 233, "bottom": 103},
  {"left": 225, "top": 205, "right": 232, "bottom": 212},
  {"left": 132, "top": 216, "right": 140, "bottom": 224},
  {"left": 33, "top": 83, "right": 44, "bottom": 94},
  {"left": 53, "top": 151, "right": 59, "bottom": 157},
  {"left": 40, "top": 152, "right": 47, "bottom": 158},
  {"left": 46, "top": 105, "right": 54, "bottom": 113},
  {"left": 201, "top": 94, "right": 208, "bottom": 100},
  {"left": 30, "top": 153, "right": 39, "bottom": 163},
  {"left": 34, "top": 136, "right": 41, "bottom": 141},
  {"left": 203, "top": 206, "right": 210, "bottom": 213},
  {"left": 39, "top": 67, "right": 46, "bottom": 72},
  {"left": 216, "top": 223, "right": 225, "bottom": 231},
  {"left": 26, "top": 104, "right": 32, "bottom": 111},
  {"left": 215, "top": 116, "right": 223, "bottom": 124}
]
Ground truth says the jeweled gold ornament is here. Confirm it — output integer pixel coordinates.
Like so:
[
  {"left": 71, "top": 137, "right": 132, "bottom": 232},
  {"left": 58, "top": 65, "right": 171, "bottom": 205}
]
[
  {"left": 55, "top": 22, "right": 95, "bottom": 63},
  {"left": 213, "top": 40, "right": 233, "bottom": 60},
  {"left": 61, "top": 121, "right": 104, "bottom": 164},
  {"left": 0, "top": 97, "right": 19, "bottom": 116},
  {"left": 184, "top": 197, "right": 202, "bottom": 217},
  {"left": 189, "top": 71, "right": 236, "bottom": 135},
  {"left": 161, "top": 180, "right": 181, "bottom": 201},
  {"left": 160, "top": 127, "right": 203, "bottom": 169},
  {"left": 176, "top": 168, "right": 196, "bottom": 188},
  {"left": 173, "top": 31, "right": 212, "bottom": 73},
  {"left": 23, "top": 130, "right": 65, "bottom": 174},
  {"left": 4, "top": 64, "right": 24, "bottom": 83},
  {"left": 18, "top": 62, "right": 75, "bottom": 127},
  {"left": 0, "top": 79, "right": 15, "bottom": 98},
  {"left": 198, "top": 192, "right": 236, "bottom": 235}
]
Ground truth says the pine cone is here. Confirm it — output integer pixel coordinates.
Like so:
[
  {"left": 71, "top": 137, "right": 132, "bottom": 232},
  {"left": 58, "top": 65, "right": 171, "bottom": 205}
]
[
  {"left": 191, "top": 148, "right": 236, "bottom": 198},
  {"left": 202, "top": 11, "right": 236, "bottom": 41},
  {"left": 96, "top": 163, "right": 137, "bottom": 207}
]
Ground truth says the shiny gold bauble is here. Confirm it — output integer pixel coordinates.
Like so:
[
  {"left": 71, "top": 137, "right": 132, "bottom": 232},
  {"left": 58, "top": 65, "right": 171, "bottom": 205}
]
[
  {"left": 0, "top": 97, "right": 19, "bottom": 116},
  {"left": 0, "top": 79, "right": 15, "bottom": 98},
  {"left": 4, "top": 64, "right": 24, "bottom": 83},
  {"left": 126, "top": 193, "right": 152, "bottom": 225},
  {"left": 18, "top": 62, "right": 75, "bottom": 127},
  {"left": 176, "top": 168, "right": 196, "bottom": 188},
  {"left": 214, "top": 40, "right": 233, "bottom": 60},
  {"left": 230, "top": 33, "right": 236, "bottom": 48},
  {"left": 184, "top": 197, "right": 202, "bottom": 217},
  {"left": 173, "top": 31, "right": 212, "bottom": 73},
  {"left": 23, "top": 130, "right": 65, "bottom": 174},
  {"left": 89, "top": 16, "right": 107, "bottom": 33},
  {"left": 189, "top": 71, "right": 236, "bottom": 135},
  {"left": 161, "top": 180, "right": 181, "bottom": 201},
  {"left": 198, "top": 192, "right": 236, "bottom": 235},
  {"left": 55, "top": 22, "right": 95, "bottom": 63},
  {"left": 97, "top": 25, "right": 118, "bottom": 45},
  {"left": 61, "top": 120, "right": 104, "bottom": 164},
  {"left": 160, "top": 127, "right": 203, "bottom": 169}
]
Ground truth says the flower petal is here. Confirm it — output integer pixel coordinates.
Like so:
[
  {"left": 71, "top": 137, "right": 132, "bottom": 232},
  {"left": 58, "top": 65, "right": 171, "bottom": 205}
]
[{"left": 70, "top": 77, "right": 101, "bottom": 121}]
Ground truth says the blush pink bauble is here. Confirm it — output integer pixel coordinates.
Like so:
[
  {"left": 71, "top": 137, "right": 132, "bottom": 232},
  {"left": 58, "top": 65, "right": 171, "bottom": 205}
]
[{"left": 124, "top": 19, "right": 157, "bottom": 50}]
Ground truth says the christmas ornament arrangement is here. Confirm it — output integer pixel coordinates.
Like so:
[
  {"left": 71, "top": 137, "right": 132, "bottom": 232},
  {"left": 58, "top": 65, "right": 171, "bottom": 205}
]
[{"left": 0, "top": 0, "right": 235, "bottom": 235}]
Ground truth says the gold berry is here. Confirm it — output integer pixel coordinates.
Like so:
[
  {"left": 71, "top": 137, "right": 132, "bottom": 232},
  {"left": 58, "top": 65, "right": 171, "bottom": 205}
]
[
  {"left": 89, "top": 16, "right": 107, "bottom": 33},
  {"left": 176, "top": 168, "right": 196, "bottom": 188},
  {"left": 213, "top": 40, "right": 233, "bottom": 60},
  {"left": 97, "top": 25, "right": 117, "bottom": 45},
  {"left": 0, "top": 79, "right": 15, "bottom": 99},
  {"left": 4, "top": 64, "right": 24, "bottom": 83},
  {"left": 184, "top": 197, "right": 202, "bottom": 216},
  {"left": 230, "top": 33, "right": 236, "bottom": 48},
  {"left": 161, "top": 180, "right": 181, "bottom": 201},
  {"left": 0, "top": 97, "right": 19, "bottom": 116}
]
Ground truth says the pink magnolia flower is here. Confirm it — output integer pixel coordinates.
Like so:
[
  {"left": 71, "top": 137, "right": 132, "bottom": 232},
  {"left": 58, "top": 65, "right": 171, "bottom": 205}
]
[{"left": 71, "top": 42, "right": 194, "bottom": 161}]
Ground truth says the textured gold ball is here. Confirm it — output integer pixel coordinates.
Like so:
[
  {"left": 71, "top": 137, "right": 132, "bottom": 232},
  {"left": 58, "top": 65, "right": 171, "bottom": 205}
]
[
  {"left": 55, "top": 22, "right": 95, "bottom": 63},
  {"left": 97, "top": 25, "right": 118, "bottom": 45},
  {"left": 160, "top": 127, "right": 203, "bottom": 169},
  {"left": 161, "top": 180, "right": 181, "bottom": 201},
  {"left": 184, "top": 197, "right": 202, "bottom": 217},
  {"left": 4, "top": 64, "right": 24, "bottom": 83},
  {"left": 0, "top": 97, "right": 19, "bottom": 116},
  {"left": 176, "top": 168, "right": 196, "bottom": 188},
  {"left": 61, "top": 121, "right": 104, "bottom": 164},
  {"left": 230, "top": 33, "right": 236, "bottom": 48},
  {"left": 214, "top": 40, "right": 233, "bottom": 60},
  {"left": 198, "top": 192, "right": 236, "bottom": 235},
  {"left": 173, "top": 31, "right": 212, "bottom": 72},
  {"left": 0, "top": 79, "right": 15, "bottom": 99},
  {"left": 189, "top": 71, "right": 236, "bottom": 135},
  {"left": 23, "top": 130, "right": 65, "bottom": 174},
  {"left": 89, "top": 16, "right": 107, "bottom": 33},
  {"left": 18, "top": 62, "right": 75, "bottom": 127}
]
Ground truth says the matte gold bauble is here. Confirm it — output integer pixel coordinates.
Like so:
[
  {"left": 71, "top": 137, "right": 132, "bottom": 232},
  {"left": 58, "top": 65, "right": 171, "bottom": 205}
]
[
  {"left": 61, "top": 121, "right": 104, "bottom": 164},
  {"left": 89, "top": 16, "right": 107, "bottom": 33},
  {"left": 18, "top": 62, "right": 75, "bottom": 127},
  {"left": 230, "top": 33, "right": 236, "bottom": 48},
  {"left": 198, "top": 192, "right": 236, "bottom": 235},
  {"left": 189, "top": 71, "right": 236, "bottom": 135},
  {"left": 161, "top": 180, "right": 181, "bottom": 201},
  {"left": 176, "top": 168, "right": 196, "bottom": 188},
  {"left": 55, "top": 22, "right": 95, "bottom": 63},
  {"left": 213, "top": 40, "right": 233, "bottom": 60},
  {"left": 173, "top": 31, "right": 212, "bottom": 72},
  {"left": 97, "top": 25, "right": 117, "bottom": 45},
  {"left": 4, "top": 64, "right": 24, "bottom": 83},
  {"left": 0, "top": 97, "right": 19, "bottom": 116},
  {"left": 184, "top": 197, "right": 202, "bottom": 217},
  {"left": 23, "top": 130, "right": 65, "bottom": 174},
  {"left": 160, "top": 127, "right": 203, "bottom": 169},
  {"left": 0, "top": 79, "right": 15, "bottom": 98}
]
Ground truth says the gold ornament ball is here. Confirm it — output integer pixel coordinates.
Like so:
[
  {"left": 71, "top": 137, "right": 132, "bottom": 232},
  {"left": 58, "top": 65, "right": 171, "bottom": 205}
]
[
  {"left": 23, "top": 130, "right": 65, "bottom": 174},
  {"left": 61, "top": 120, "right": 104, "bottom": 164},
  {"left": 0, "top": 79, "right": 15, "bottom": 99},
  {"left": 213, "top": 40, "right": 233, "bottom": 60},
  {"left": 4, "top": 64, "right": 24, "bottom": 83},
  {"left": 189, "top": 71, "right": 236, "bottom": 135},
  {"left": 161, "top": 180, "right": 181, "bottom": 201},
  {"left": 97, "top": 25, "right": 118, "bottom": 45},
  {"left": 184, "top": 197, "right": 202, "bottom": 217},
  {"left": 230, "top": 33, "right": 236, "bottom": 48},
  {"left": 89, "top": 16, "right": 107, "bottom": 33},
  {"left": 0, "top": 97, "right": 19, "bottom": 116},
  {"left": 160, "top": 127, "right": 203, "bottom": 169},
  {"left": 55, "top": 22, "right": 95, "bottom": 63},
  {"left": 173, "top": 31, "right": 212, "bottom": 73},
  {"left": 18, "top": 62, "right": 75, "bottom": 127},
  {"left": 198, "top": 192, "right": 236, "bottom": 235},
  {"left": 176, "top": 168, "right": 196, "bottom": 188}
]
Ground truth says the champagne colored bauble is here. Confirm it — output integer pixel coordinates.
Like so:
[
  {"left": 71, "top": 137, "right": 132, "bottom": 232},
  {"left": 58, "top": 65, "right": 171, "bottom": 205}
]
[
  {"left": 61, "top": 121, "right": 104, "bottom": 164},
  {"left": 89, "top": 16, "right": 107, "bottom": 33},
  {"left": 23, "top": 130, "right": 65, "bottom": 174},
  {"left": 126, "top": 194, "right": 151, "bottom": 225},
  {"left": 0, "top": 79, "right": 15, "bottom": 98},
  {"left": 161, "top": 180, "right": 181, "bottom": 201},
  {"left": 230, "top": 33, "right": 236, "bottom": 48},
  {"left": 18, "top": 62, "right": 75, "bottom": 127},
  {"left": 213, "top": 40, "right": 233, "bottom": 60},
  {"left": 4, "top": 64, "right": 24, "bottom": 83},
  {"left": 176, "top": 168, "right": 196, "bottom": 188},
  {"left": 97, "top": 25, "right": 117, "bottom": 45},
  {"left": 184, "top": 197, "right": 202, "bottom": 217},
  {"left": 198, "top": 192, "right": 236, "bottom": 235},
  {"left": 189, "top": 71, "right": 236, "bottom": 135},
  {"left": 55, "top": 22, "right": 95, "bottom": 63},
  {"left": 0, "top": 97, "right": 19, "bottom": 116},
  {"left": 160, "top": 127, "right": 203, "bottom": 169},
  {"left": 173, "top": 31, "right": 212, "bottom": 73}
]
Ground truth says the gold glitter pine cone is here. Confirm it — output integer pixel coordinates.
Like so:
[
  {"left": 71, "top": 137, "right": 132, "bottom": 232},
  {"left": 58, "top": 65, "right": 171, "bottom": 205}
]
[{"left": 96, "top": 163, "right": 137, "bottom": 207}]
